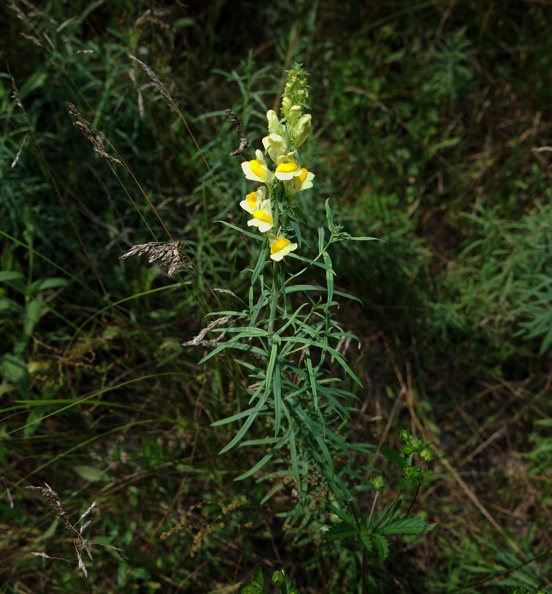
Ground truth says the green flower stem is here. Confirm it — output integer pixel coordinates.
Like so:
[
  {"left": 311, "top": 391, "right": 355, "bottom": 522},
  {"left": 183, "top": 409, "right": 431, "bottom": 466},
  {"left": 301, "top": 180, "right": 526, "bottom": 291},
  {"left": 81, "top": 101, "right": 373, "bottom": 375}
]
[{"left": 268, "top": 266, "right": 280, "bottom": 335}]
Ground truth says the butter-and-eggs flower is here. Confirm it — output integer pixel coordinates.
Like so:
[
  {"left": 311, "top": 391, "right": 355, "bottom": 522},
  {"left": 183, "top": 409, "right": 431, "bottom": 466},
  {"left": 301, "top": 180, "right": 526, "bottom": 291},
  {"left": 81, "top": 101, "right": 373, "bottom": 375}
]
[
  {"left": 247, "top": 199, "right": 274, "bottom": 233},
  {"left": 239, "top": 185, "right": 267, "bottom": 214},
  {"left": 275, "top": 161, "right": 303, "bottom": 181},
  {"left": 268, "top": 233, "right": 298, "bottom": 261},
  {"left": 241, "top": 150, "right": 273, "bottom": 184},
  {"left": 288, "top": 167, "right": 315, "bottom": 194}
]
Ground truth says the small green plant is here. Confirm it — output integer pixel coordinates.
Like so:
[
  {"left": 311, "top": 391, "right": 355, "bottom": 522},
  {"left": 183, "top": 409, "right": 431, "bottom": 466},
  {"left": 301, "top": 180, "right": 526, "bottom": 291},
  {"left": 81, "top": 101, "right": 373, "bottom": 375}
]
[
  {"left": 241, "top": 566, "right": 300, "bottom": 594},
  {"left": 325, "top": 430, "right": 435, "bottom": 593}
]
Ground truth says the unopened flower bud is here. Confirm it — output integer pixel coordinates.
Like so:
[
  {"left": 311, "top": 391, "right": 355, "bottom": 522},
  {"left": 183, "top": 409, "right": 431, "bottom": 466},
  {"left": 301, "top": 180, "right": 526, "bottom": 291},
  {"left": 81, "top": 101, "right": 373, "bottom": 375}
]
[{"left": 293, "top": 113, "right": 311, "bottom": 147}]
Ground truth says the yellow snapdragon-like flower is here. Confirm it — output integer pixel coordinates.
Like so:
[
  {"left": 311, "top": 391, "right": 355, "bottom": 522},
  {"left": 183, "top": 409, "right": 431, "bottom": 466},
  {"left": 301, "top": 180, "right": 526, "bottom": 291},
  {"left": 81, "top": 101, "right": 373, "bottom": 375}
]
[
  {"left": 288, "top": 167, "right": 315, "bottom": 194},
  {"left": 247, "top": 199, "right": 274, "bottom": 233},
  {"left": 268, "top": 233, "right": 298, "bottom": 261},
  {"left": 241, "top": 150, "right": 273, "bottom": 183},
  {"left": 239, "top": 186, "right": 267, "bottom": 214},
  {"left": 275, "top": 161, "right": 302, "bottom": 181}
]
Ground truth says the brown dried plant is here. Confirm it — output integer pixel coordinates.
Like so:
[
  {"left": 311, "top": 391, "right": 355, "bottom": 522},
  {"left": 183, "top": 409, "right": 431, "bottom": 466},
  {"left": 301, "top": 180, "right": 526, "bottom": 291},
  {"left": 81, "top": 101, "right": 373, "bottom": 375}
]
[
  {"left": 119, "top": 240, "right": 192, "bottom": 278},
  {"left": 27, "top": 483, "right": 125, "bottom": 579}
]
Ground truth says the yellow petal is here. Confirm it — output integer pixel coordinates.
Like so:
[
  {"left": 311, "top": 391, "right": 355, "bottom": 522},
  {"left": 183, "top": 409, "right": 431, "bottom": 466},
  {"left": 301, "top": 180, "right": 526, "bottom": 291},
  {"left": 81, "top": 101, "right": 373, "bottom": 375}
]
[
  {"left": 250, "top": 160, "right": 265, "bottom": 179},
  {"left": 276, "top": 162, "right": 299, "bottom": 174}
]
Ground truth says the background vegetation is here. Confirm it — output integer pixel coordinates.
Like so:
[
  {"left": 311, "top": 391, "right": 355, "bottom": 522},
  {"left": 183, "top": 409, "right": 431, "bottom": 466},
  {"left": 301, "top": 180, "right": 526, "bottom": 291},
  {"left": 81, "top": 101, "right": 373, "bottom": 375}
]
[{"left": 1, "top": 1, "right": 550, "bottom": 592}]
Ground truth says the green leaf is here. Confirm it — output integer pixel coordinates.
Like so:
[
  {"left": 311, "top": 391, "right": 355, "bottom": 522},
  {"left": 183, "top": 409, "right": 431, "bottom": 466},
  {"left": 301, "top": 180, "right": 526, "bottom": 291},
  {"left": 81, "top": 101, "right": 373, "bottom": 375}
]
[
  {"left": 324, "top": 199, "right": 335, "bottom": 229},
  {"left": 0, "top": 271, "right": 25, "bottom": 285},
  {"left": 1, "top": 354, "right": 31, "bottom": 394},
  {"left": 381, "top": 446, "right": 406, "bottom": 468},
  {"left": 0, "top": 297, "right": 22, "bottom": 317},
  {"left": 241, "top": 566, "right": 265, "bottom": 594},
  {"left": 359, "top": 525, "right": 373, "bottom": 550},
  {"left": 23, "top": 297, "right": 44, "bottom": 338},
  {"left": 23, "top": 408, "right": 44, "bottom": 437},
  {"left": 372, "top": 533, "right": 390, "bottom": 561},
  {"left": 378, "top": 516, "right": 436, "bottom": 535},
  {"left": 325, "top": 521, "right": 358, "bottom": 540},
  {"left": 235, "top": 434, "right": 289, "bottom": 481},
  {"left": 323, "top": 251, "right": 334, "bottom": 305},
  {"left": 30, "top": 277, "right": 69, "bottom": 293},
  {"left": 251, "top": 243, "right": 270, "bottom": 286},
  {"left": 217, "top": 220, "right": 264, "bottom": 242},
  {"left": 273, "top": 359, "right": 283, "bottom": 436},
  {"left": 73, "top": 465, "right": 112, "bottom": 482},
  {"left": 218, "top": 383, "right": 271, "bottom": 454},
  {"left": 327, "top": 503, "right": 356, "bottom": 524},
  {"left": 317, "top": 226, "right": 325, "bottom": 253}
]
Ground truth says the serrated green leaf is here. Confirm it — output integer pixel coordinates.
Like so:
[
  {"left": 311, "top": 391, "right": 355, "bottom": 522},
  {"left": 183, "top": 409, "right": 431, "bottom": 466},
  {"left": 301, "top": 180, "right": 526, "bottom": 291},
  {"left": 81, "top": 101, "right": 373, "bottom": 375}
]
[
  {"left": 372, "top": 533, "right": 390, "bottom": 561},
  {"left": 378, "top": 516, "right": 436, "bottom": 535},
  {"left": 381, "top": 446, "right": 406, "bottom": 468},
  {"left": 241, "top": 566, "right": 265, "bottom": 594},
  {"left": 325, "top": 521, "right": 358, "bottom": 540},
  {"left": 359, "top": 525, "right": 373, "bottom": 550}
]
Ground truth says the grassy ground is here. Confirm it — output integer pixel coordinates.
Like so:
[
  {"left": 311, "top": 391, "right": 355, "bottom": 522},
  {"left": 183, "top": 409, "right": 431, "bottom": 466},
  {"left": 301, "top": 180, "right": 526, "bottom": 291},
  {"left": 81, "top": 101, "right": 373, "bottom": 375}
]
[{"left": 1, "top": 1, "right": 551, "bottom": 592}]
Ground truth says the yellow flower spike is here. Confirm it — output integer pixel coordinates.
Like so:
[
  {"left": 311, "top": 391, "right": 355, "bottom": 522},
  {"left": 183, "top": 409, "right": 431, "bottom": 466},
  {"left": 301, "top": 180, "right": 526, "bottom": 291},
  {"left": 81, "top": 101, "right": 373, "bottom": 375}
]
[{"left": 268, "top": 234, "right": 298, "bottom": 261}]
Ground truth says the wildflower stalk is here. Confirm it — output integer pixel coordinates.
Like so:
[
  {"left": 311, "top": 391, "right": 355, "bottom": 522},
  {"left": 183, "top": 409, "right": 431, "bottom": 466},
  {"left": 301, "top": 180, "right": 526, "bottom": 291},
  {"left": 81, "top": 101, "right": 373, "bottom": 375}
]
[{"left": 192, "top": 64, "right": 377, "bottom": 502}]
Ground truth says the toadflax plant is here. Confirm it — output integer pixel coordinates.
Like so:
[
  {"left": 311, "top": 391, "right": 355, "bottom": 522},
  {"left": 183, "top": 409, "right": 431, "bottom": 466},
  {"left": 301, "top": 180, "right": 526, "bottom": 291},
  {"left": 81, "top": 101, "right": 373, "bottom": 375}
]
[
  {"left": 114, "top": 59, "right": 435, "bottom": 589},
  {"left": 185, "top": 64, "right": 377, "bottom": 501}
]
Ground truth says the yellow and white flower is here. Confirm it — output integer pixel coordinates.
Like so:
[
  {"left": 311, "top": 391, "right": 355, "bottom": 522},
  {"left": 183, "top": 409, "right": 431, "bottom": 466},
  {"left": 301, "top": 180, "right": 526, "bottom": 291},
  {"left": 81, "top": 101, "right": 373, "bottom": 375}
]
[
  {"left": 275, "top": 161, "right": 302, "bottom": 181},
  {"left": 288, "top": 167, "right": 315, "bottom": 194},
  {"left": 239, "top": 185, "right": 267, "bottom": 214},
  {"left": 247, "top": 199, "right": 274, "bottom": 233},
  {"left": 268, "top": 233, "right": 298, "bottom": 261},
  {"left": 241, "top": 150, "right": 273, "bottom": 184}
]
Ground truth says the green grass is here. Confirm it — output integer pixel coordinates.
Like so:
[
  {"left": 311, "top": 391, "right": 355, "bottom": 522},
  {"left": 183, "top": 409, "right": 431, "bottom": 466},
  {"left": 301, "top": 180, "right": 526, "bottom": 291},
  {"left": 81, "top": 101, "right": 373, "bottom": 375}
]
[{"left": 1, "top": 1, "right": 551, "bottom": 592}]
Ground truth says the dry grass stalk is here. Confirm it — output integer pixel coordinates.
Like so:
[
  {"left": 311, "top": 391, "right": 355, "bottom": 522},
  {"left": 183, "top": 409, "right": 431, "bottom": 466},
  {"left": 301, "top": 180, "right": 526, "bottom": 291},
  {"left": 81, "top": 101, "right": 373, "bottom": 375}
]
[
  {"left": 127, "top": 53, "right": 181, "bottom": 115},
  {"left": 120, "top": 240, "right": 191, "bottom": 278},
  {"left": 7, "top": 0, "right": 55, "bottom": 49},
  {"left": 66, "top": 102, "right": 122, "bottom": 164},
  {"left": 27, "top": 483, "right": 95, "bottom": 578},
  {"left": 182, "top": 314, "right": 236, "bottom": 348}
]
